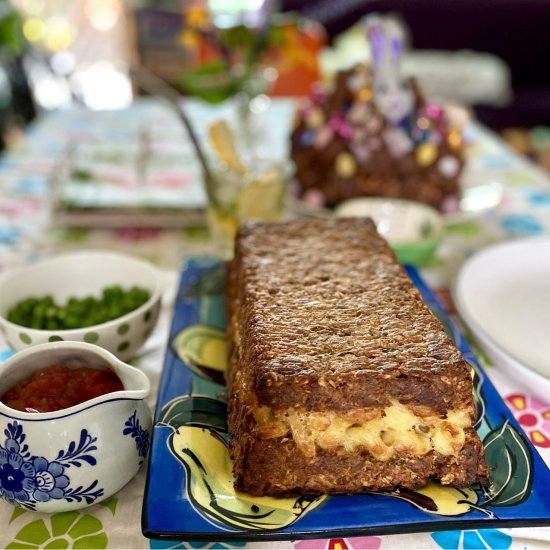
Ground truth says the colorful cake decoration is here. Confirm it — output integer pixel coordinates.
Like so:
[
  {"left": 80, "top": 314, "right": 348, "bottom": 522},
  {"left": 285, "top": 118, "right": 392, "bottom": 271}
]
[
  {"left": 367, "top": 15, "right": 414, "bottom": 126},
  {"left": 290, "top": 15, "right": 465, "bottom": 212}
]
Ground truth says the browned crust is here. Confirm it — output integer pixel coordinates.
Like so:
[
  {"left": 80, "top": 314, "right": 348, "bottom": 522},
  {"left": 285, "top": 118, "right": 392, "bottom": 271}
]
[
  {"left": 230, "top": 428, "right": 487, "bottom": 497},
  {"left": 226, "top": 218, "right": 488, "bottom": 495},
  {"left": 228, "top": 218, "right": 474, "bottom": 415}
]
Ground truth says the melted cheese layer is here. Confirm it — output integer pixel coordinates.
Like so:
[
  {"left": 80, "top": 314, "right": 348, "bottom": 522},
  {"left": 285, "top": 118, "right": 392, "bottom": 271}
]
[{"left": 253, "top": 400, "right": 471, "bottom": 461}]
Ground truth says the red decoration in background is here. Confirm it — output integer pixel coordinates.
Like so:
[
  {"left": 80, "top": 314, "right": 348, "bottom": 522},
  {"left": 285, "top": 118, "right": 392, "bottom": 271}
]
[{"left": 262, "top": 18, "right": 326, "bottom": 96}]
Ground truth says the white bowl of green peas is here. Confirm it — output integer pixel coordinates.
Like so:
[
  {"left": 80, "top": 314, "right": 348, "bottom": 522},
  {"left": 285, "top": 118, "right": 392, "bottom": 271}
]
[{"left": 0, "top": 251, "right": 162, "bottom": 361}]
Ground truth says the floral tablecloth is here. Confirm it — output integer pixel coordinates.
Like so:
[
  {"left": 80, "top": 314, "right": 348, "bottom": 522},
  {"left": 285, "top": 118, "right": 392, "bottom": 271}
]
[{"left": 1, "top": 98, "right": 550, "bottom": 549}]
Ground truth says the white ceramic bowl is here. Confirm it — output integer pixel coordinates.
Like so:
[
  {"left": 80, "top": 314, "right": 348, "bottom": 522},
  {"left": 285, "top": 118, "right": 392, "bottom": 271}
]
[
  {"left": 0, "top": 341, "right": 152, "bottom": 512},
  {"left": 0, "top": 251, "right": 162, "bottom": 361},
  {"left": 334, "top": 197, "right": 444, "bottom": 266}
]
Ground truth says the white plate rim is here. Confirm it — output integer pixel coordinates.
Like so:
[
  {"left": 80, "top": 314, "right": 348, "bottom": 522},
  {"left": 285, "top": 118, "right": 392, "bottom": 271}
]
[{"left": 453, "top": 236, "right": 550, "bottom": 392}]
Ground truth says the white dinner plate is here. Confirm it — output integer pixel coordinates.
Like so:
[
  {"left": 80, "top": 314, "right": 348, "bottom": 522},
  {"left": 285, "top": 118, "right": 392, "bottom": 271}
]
[
  {"left": 453, "top": 237, "right": 550, "bottom": 384},
  {"left": 463, "top": 317, "right": 550, "bottom": 400}
]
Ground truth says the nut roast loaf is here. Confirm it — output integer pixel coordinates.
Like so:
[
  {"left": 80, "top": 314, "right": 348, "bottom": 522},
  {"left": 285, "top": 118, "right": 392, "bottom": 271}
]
[{"left": 226, "top": 217, "right": 488, "bottom": 497}]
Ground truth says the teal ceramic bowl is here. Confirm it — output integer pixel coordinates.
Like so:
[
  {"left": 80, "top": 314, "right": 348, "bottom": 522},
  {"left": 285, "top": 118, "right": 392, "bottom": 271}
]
[{"left": 334, "top": 197, "right": 444, "bottom": 266}]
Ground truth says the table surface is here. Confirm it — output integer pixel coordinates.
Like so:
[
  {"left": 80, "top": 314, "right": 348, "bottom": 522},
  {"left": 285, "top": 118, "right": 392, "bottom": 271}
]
[{"left": 1, "top": 98, "right": 550, "bottom": 549}]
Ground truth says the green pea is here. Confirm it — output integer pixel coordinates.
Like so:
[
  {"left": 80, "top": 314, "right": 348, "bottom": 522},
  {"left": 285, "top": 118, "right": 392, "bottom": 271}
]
[{"left": 6, "top": 286, "right": 151, "bottom": 330}]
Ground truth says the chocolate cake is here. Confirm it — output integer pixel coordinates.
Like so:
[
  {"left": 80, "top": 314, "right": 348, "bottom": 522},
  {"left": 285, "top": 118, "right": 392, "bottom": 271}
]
[
  {"left": 290, "top": 20, "right": 465, "bottom": 212},
  {"left": 226, "top": 217, "right": 488, "bottom": 497}
]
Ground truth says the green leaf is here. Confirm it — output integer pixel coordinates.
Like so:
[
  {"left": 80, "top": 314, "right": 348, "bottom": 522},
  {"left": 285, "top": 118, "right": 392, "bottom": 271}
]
[
  {"left": 98, "top": 497, "right": 118, "bottom": 516},
  {"left": 73, "top": 534, "right": 108, "bottom": 549},
  {"left": 177, "top": 61, "right": 240, "bottom": 104},
  {"left": 219, "top": 25, "right": 256, "bottom": 49},
  {"left": 11, "top": 519, "right": 51, "bottom": 546},
  {"left": 484, "top": 418, "right": 533, "bottom": 506},
  {"left": 9, "top": 507, "right": 27, "bottom": 524},
  {"left": 44, "top": 540, "right": 69, "bottom": 549},
  {"left": 0, "top": 11, "right": 24, "bottom": 55},
  {"left": 51, "top": 512, "right": 79, "bottom": 537},
  {"left": 68, "top": 515, "right": 103, "bottom": 539}
]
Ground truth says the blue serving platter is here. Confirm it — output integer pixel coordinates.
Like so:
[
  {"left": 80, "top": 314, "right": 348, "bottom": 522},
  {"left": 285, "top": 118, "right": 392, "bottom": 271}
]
[{"left": 142, "top": 258, "right": 550, "bottom": 541}]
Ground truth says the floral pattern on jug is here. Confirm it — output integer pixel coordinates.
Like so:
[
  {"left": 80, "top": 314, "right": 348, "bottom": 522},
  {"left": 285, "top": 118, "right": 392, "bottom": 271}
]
[
  {"left": 0, "top": 421, "right": 103, "bottom": 510},
  {"left": 124, "top": 410, "right": 150, "bottom": 463}
]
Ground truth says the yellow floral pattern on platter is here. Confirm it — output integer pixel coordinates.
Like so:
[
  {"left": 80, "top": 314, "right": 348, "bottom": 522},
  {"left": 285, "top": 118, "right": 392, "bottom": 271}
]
[
  {"left": 168, "top": 322, "right": 502, "bottom": 530},
  {"left": 173, "top": 325, "right": 227, "bottom": 385},
  {"left": 169, "top": 425, "right": 327, "bottom": 531}
]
